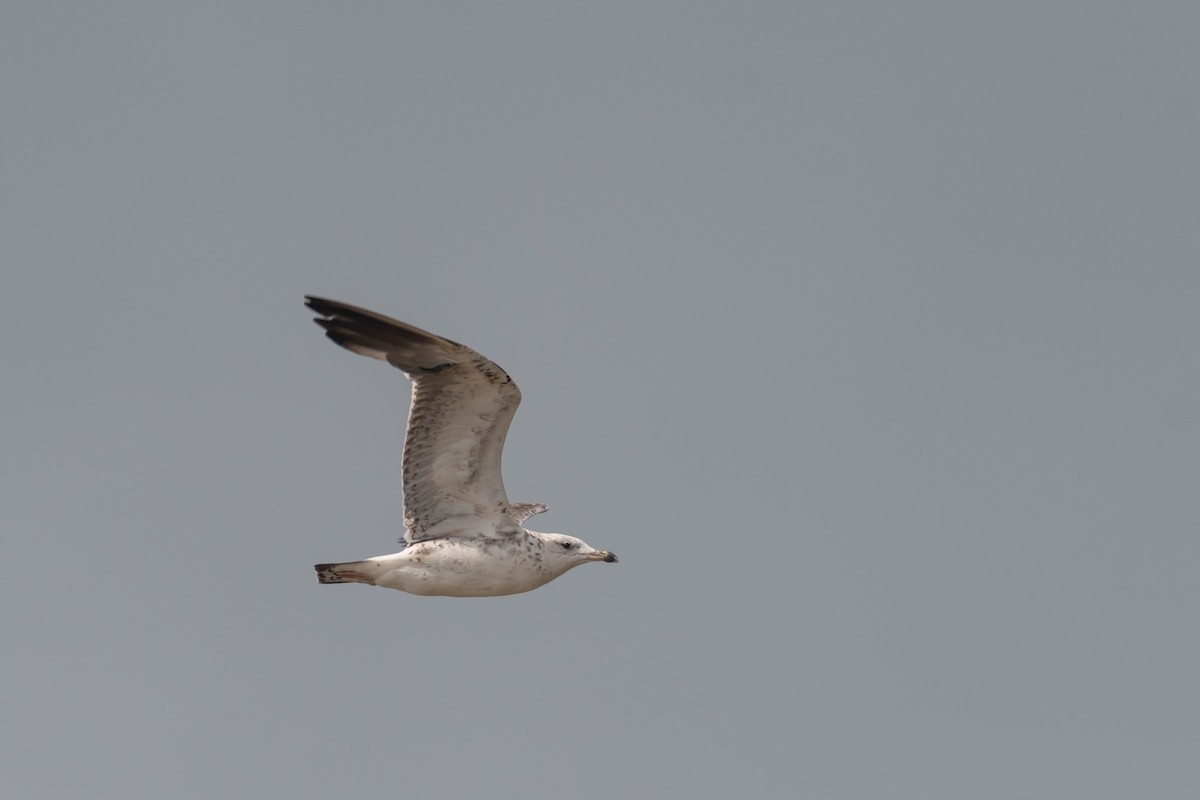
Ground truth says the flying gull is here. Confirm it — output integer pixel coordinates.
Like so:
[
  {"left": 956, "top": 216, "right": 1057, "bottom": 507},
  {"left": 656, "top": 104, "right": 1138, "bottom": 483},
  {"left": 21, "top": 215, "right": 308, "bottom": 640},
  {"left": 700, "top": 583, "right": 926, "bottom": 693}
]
[{"left": 305, "top": 296, "right": 617, "bottom": 597}]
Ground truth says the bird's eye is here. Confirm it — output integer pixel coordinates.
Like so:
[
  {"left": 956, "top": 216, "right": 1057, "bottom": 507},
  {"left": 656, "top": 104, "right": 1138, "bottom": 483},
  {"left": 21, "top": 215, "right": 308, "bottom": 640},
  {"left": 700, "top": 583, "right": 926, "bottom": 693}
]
[{"left": 560, "top": 542, "right": 573, "bottom": 550}]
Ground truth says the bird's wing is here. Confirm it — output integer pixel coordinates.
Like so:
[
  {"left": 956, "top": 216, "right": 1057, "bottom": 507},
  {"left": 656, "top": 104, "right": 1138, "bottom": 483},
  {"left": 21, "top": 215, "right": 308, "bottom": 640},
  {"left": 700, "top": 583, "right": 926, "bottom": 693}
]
[
  {"left": 507, "top": 502, "right": 548, "bottom": 524},
  {"left": 306, "top": 296, "right": 522, "bottom": 543}
]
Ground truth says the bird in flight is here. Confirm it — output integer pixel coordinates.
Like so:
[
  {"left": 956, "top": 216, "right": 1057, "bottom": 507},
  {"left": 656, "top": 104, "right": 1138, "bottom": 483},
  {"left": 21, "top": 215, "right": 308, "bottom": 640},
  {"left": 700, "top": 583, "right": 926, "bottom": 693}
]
[{"left": 305, "top": 296, "right": 617, "bottom": 597}]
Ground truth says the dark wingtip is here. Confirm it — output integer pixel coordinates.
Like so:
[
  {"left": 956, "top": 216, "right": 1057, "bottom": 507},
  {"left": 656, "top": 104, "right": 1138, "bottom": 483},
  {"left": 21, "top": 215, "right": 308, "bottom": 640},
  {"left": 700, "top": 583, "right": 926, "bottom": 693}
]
[{"left": 305, "top": 295, "right": 339, "bottom": 317}]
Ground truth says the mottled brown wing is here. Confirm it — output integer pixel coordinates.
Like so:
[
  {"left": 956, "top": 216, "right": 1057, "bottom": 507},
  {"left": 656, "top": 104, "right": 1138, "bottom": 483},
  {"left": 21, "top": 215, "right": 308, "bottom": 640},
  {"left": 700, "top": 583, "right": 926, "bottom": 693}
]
[
  {"left": 306, "top": 296, "right": 523, "bottom": 542},
  {"left": 507, "top": 502, "right": 549, "bottom": 524}
]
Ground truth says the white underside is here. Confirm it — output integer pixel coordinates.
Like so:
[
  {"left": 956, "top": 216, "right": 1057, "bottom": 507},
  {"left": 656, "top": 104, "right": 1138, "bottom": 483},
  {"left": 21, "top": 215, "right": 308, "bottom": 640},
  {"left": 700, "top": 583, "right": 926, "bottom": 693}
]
[{"left": 358, "top": 537, "right": 573, "bottom": 597}]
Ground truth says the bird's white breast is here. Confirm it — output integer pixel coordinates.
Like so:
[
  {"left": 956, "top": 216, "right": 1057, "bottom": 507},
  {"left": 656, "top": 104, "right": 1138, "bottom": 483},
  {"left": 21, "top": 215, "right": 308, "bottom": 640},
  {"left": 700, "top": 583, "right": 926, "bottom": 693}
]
[{"left": 367, "top": 536, "right": 560, "bottom": 597}]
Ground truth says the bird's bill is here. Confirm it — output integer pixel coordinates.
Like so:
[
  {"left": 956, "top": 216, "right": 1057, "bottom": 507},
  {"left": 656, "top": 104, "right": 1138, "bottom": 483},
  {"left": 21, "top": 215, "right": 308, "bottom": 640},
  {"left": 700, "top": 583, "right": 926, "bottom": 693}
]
[{"left": 591, "top": 551, "right": 618, "bottom": 563}]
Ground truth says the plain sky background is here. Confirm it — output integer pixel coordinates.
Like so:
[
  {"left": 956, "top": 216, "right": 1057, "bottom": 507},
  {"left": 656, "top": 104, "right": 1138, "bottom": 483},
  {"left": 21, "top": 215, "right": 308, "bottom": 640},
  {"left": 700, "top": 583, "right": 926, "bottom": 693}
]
[{"left": 3, "top": 3, "right": 1198, "bottom": 798}]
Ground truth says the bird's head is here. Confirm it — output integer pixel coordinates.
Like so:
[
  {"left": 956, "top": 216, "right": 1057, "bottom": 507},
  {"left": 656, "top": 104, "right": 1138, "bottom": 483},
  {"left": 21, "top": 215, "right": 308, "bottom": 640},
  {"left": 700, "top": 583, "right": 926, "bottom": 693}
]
[{"left": 536, "top": 532, "right": 618, "bottom": 569}]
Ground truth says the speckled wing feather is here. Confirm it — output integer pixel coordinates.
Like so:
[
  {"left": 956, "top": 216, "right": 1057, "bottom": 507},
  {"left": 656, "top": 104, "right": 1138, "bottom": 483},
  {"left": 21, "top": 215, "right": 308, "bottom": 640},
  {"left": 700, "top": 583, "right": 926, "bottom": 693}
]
[
  {"left": 507, "top": 502, "right": 548, "bottom": 524},
  {"left": 305, "top": 296, "right": 523, "bottom": 543}
]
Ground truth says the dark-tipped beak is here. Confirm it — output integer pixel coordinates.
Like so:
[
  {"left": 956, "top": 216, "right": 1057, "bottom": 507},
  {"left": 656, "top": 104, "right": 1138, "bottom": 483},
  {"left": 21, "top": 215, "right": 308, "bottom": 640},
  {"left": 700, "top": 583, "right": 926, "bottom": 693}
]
[{"left": 603, "top": 552, "right": 618, "bottom": 563}]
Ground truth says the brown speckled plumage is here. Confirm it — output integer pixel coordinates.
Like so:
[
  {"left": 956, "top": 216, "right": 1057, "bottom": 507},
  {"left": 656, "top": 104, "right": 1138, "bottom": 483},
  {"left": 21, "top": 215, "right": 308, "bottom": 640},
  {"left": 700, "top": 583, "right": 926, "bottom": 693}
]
[{"left": 304, "top": 297, "right": 617, "bottom": 597}]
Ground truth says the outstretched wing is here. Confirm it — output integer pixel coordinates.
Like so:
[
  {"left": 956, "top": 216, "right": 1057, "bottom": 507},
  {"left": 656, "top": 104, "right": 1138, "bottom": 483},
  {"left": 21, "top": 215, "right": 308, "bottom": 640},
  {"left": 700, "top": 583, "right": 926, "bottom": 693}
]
[
  {"left": 306, "top": 296, "right": 522, "bottom": 543},
  {"left": 508, "top": 502, "right": 548, "bottom": 524}
]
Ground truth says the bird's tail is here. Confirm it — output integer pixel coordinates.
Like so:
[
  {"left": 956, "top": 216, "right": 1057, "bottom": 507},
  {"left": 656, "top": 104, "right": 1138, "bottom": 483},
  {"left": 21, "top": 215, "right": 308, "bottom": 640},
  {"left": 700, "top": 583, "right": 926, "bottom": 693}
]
[{"left": 314, "top": 561, "right": 376, "bottom": 585}]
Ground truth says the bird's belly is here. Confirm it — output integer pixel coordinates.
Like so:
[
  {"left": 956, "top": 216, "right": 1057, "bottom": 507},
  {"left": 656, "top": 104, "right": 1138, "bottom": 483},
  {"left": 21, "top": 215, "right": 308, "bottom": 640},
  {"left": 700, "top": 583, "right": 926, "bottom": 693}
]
[{"left": 372, "top": 540, "right": 553, "bottom": 597}]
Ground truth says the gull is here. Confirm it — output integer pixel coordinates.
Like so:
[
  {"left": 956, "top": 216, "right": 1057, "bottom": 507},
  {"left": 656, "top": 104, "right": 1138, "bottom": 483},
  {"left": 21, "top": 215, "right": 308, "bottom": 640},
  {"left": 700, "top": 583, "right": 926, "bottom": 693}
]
[{"left": 305, "top": 296, "right": 617, "bottom": 597}]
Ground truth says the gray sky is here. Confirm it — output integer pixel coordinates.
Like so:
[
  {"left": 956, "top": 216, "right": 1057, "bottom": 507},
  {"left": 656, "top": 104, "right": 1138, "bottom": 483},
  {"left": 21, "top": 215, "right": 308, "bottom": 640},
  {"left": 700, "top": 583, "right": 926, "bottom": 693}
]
[{"left": 3, "top": 3, "right": 1199, "bottom": 798}]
